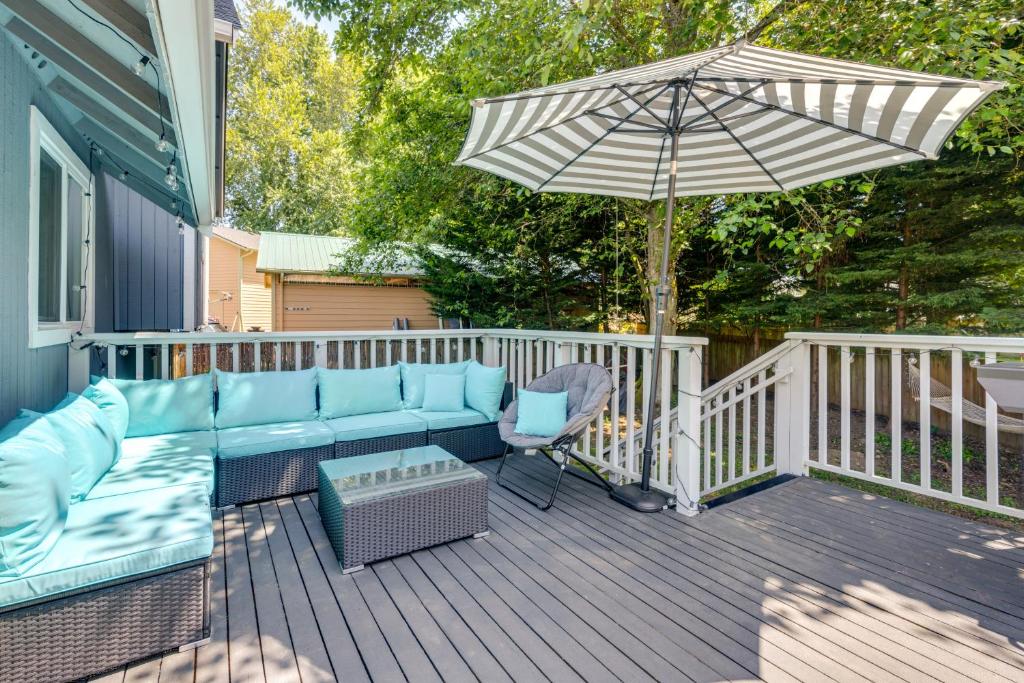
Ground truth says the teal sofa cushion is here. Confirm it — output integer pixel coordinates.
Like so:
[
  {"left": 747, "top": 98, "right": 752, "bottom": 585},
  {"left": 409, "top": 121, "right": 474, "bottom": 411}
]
[
  {"left": 44, "top": 394, "right": 120, "bottom": 501},
  {"left": 465, "top": 361, "right": 507, "bottom": 421},
  {"left": 111, "top": 375, "right": 215, "bottom": 437},
  {"left": 215, "top": 368, "right": 318, "bottom": 429},
  {"left": 421, "top": 373, "right": 466, "bottom": 412},
  {"left": 408, "top": 408, "right": 489, "bottom": 431},
  {"left": 120, "top": 431, "right": 218, "bottom": 459},
  {"left": 515, "top": 389, "right": 568, "bottom": 437},
  {"left": 0, "top": 483, "right": 213, "bottom": 609},
  {"left": 0, "top": 415, "right": 71, "bottom": 577},
  {"left": 324, "top": 411, "right": 428, "bottom": 442},
  {"left": 86, "top": 448, "right": 215, "bottom": 500},
  {"left": 399, "top": 360, "right": 470, "bottom": 409},
  {"left": 216, "top": 421, "right": 334, "bottom": 460},
  {"left": 83, "top": 378, "right": 130, "bottom": 441},
  {"left": 318, "top": 365, "right": 402, "bottom": 419}
]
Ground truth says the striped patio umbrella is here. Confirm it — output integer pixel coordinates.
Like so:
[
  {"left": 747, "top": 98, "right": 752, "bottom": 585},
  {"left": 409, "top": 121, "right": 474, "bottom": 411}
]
[{"left": 455, "top": 41, "right": 1002, "bottom": 513}]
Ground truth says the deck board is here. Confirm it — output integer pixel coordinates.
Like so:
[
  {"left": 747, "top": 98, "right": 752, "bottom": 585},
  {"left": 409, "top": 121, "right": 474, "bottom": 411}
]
[{"left": 118, "top": 455, "right": 1024, "bottom": 682}]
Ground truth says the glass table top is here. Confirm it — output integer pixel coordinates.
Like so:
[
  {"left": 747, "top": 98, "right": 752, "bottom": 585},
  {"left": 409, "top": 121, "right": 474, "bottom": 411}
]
[{"left": 319, "top": 445, "right": 486, "bottom": 504}]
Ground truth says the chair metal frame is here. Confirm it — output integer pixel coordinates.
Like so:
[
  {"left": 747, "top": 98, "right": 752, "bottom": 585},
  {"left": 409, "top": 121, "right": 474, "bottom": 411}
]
[{"left": 495, "top": 432, "right": 613, "bottom": 511}]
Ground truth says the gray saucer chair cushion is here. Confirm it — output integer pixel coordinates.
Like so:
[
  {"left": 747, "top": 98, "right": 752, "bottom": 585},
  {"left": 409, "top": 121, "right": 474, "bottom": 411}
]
[{"left": 499, "top": 363, "right": 613, "bottom": 449}]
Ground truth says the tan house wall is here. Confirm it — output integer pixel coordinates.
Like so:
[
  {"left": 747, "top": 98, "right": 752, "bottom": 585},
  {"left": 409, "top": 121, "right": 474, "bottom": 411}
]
[
  {"left": 208, "top": 237, "right": 273, "bottom": 331},
  {"left": 208, "top": 237, "right": 241, "bottom": 330},
  {"left": 276, "top": 281, "right": 438, "bottom": 331}
]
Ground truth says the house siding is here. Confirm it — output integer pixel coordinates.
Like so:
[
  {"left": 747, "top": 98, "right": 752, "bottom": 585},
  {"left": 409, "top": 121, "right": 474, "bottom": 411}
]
[
  {"left": 241, "top": 250, "right": 272, "bottom": 331},
  {"left": 0, "top": 34, "right": 88, "bottom": 422},
  {"left": 208, "top": 236, "right": 241, "bottom": 329},
  {"left": 97, "top": 173, "right": 193, "bottom": 332},
  {"left": 278, "top": 282, "right": 437, "bottom": 331}
]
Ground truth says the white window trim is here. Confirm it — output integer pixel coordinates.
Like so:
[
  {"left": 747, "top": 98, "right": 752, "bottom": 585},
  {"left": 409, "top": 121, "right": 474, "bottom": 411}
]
[{"left": 27, "top": 106, "right": 94, "bottom": 348}]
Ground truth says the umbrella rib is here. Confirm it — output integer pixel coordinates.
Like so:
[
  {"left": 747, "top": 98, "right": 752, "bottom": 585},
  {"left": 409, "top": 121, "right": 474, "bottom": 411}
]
[
  {"left": 696, "top": 82, "right": 930, "bottom": 158},
  {"left": 690, "top": 90, "right": 785, "bottom": 191},
  {"left": 651, "top": 75, "right": 697, "bottom": 201},
  {"left": 535, "top": 84, "right": 671, "bottom": 192},
  {"left": 649, "top": 135, "right": 669, "bottom": 201},
  {"left": 585, "top": 112, "right": 667, "bottom": 131},
  {"left": 614, "top": 84, "right": 671, "bottom": 128},
  {"left": 677, "top": 82, "right": 768, "bottom": 132},
  {"left": 460, "top": 83, "right": 667, "bottom": 163}
]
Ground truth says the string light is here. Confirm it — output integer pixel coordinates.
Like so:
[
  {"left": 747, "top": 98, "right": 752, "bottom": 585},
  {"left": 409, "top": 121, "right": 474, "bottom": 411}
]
[
  {"left": 164, "top": 163, "right": 178, "bottom": 189},
  {"left": 131, "top": 55, "right": 150, "bottom": 77},
  {"left": 119, "top": 170, "right": 129, "bottom": 182},
  {"left": 156, "top": 133, "right": 171, "bottom": 153},
  {"left": 176, "top": 214, "right": 185, "bottom": 236}
]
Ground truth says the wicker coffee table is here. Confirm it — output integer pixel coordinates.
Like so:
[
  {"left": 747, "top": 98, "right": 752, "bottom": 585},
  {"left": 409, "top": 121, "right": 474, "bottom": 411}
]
[{"left": 317, "top": 445, "right": 489, "bottom": 573}]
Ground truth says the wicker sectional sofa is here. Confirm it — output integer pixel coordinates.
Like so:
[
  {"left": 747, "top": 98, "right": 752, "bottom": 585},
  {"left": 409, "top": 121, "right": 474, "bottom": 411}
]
[{"left": 0, "top": 359, "right": 508, "bottom": 680}]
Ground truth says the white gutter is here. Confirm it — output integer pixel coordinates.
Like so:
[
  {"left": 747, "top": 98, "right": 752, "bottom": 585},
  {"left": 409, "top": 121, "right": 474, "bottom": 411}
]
[{"left": 147, "top": 0, "right": 217, "bottom": 231}]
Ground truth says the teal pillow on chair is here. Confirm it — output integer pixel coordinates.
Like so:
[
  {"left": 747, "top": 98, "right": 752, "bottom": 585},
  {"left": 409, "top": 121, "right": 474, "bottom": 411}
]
[
  {"left": 514, "top": 389, "right": 568, "bottom": 437},
  {"left": 83, "top": 377, "right": 130, "bottom": 441},
  {"left": 399, "top": 360, "right": 470, "bottom": 409},
  {"left": 111, "top": 374, "right": 215, "bottom": 437},
  {"left": 465, "top": 361, "right": 506, "bottom": 421},
  {"left": 318, "top": 365, "right": 402, "bottom": 419},
  {"left": 0, "top": 414, "right": 71, "bottom": 577},
  {"left": 44, "top": 394, "right": 120, "bottom": 500},
  {"left": 215, "top": 368, "right": 318, "bottom": 429},
  {"left": 421, "top": 373, "right": 466, "bottom": 412}
]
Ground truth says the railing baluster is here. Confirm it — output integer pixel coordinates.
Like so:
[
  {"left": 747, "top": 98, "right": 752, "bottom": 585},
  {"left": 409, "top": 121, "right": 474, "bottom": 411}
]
[
  {"left": 369, "top": 339, "right": 377, "bottom": 368},
  {"left": 715, "top": 392, "right": 724, "bottom": 487},
  {"left": 107, "top": 344, "right": 117, "bottom": 379},
  {"left": 430, "top": 338, "right": 437, "bottom": 364},
  {"left": 727, "top": 386, "right": 736, "bottom": 483},
  {"left": 232, "top": 343, "right": 240, "bottom": 372},
  {"left": 294, "top": 342, "right": 302, "bottom": 370},
  {"left": 891, "top": 348, "right": 901, "bottom": 481},
  {"left": 625, "top": 346, "right": 637, "bottom": 475},
  {"left": 756, "top": 369, "right": 766, "bottom": 471},
  {"left": 841, "top": 345, "right": 851, "bottom": 471},
  {"left": 254, "top": 340, "right": 262, "bottom": 372},
  {"left": 443, "top": 337, "right": 451, "bottom": 363},
  {"left": 354, "top": 341, "right": 362, "bottom": 369},
  {"left": 742, "top": 378, "right": 751, "bottom": 475},
  {"left": 951, "top": 349, "right": 963, "bottom": 499},
  {"left": 610, "top": 344, "right": 620, "bottom": 475},
  {"left": 135, "top": 344, "right": 144, "bottom": 379},
  {"left": 864, "top": 347, "right": 875, "bottom": 477},
  {"left": 703, "top": 404, "right": 712, "bottom": 492},
  {"left": 984, "top": 351, "right": 998, "bottom": 505},
  {"left": 818, "top": 344, "right": 828, "bottom": 465},
  {"left": 185, "top": 343, "right": 194, "bottom": 376},
  {"left": 919, "top": 350, "right": 931, "bottom": 490},
  {"left": 161, "top": 344, "right": 169, "bottom": 379},
  {"left": 658, "top": 347, "right": 671, "bottom": 486}
]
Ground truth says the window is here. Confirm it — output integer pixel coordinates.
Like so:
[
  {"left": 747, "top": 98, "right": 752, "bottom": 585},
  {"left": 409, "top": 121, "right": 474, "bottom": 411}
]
[{"left": 28, "top": 107, "right": 92, "bottom": 347}]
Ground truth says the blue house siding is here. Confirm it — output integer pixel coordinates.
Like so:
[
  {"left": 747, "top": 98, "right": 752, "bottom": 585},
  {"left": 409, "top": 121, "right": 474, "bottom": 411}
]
[
  {"left": 0, "top": 33, "right": 89, "bottom": 423},
  {"left": 95, "top": 173, "right": 190, "bottom": 332}
]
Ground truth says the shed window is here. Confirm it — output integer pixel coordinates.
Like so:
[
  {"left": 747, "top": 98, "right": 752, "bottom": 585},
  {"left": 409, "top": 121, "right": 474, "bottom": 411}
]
[{"left": 28, "top": 107, "right": 92, "bottom": 348}]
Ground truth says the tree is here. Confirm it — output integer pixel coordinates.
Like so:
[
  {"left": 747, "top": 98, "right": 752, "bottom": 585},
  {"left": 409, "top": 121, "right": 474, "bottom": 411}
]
[{"left": 225, "top": 0, "right": 357, "bottom": 234}]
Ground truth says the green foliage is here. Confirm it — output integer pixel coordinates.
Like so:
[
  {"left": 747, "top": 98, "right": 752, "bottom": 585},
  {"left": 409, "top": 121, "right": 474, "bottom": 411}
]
[
  {"left": 225, "top": 0, "right": 356, "bottom": 234},
  {"left": 281, "top": 0, "right": 1024, "bottom": 335}
]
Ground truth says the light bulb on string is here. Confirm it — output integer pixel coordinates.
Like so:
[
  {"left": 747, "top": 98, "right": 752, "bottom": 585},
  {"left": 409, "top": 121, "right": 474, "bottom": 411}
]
[
  {"left": 131, "top": 55, "right": 150, "bottom": 77},
  {"left": 119, "top": 171, "right": 129, "bottom": 182},
  {"left": 176, "top": 214, "right": 185, "bottom": 236},
  {"left": 156, "top": 133, "right": 171, "bottom": 153},
  {"left": 164, "top": 164, "right": 177, "bottom": 188}
]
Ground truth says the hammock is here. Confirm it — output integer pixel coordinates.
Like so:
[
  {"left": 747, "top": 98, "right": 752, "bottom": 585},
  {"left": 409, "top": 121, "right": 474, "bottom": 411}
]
[{"left": 907, "top": 359, "right": 1024, "bottom": 434}]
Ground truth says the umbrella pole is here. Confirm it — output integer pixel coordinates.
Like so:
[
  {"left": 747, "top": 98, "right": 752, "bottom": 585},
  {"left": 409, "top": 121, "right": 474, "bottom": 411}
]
[{"left": 610, "top": 125, "right": 681, "bottom": 513}]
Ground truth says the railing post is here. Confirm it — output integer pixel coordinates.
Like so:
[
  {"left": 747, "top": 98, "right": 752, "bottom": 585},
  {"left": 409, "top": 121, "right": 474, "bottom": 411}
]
[
  {"left": 482, "top": 335, "right": 498, "bottom": 367},
  {"left": 675, "top": 345, "right": 703, "bottom": 516},
  {"left": 775, "top": 339, "right": 810, "bottom": 476},
  {"left": 67, "top": 341, "right": 91, "bottom": 393}
]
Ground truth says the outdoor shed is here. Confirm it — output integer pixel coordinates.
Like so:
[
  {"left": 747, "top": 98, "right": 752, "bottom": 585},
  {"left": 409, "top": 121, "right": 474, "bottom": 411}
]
[
  {"left": 208, "top": 225, "right": 271, "bottom": 331},
  {"left": 255, "top": 231, "right": 439, "bottom": 331}
]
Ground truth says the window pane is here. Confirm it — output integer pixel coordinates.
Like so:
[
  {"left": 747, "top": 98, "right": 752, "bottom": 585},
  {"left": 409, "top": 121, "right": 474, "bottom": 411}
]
[
  {"left": 66, "top": 177, "right": 83, "bottom": 322},
  {"left": 37, "top": 149, "right": 62, "bottom": 323}
]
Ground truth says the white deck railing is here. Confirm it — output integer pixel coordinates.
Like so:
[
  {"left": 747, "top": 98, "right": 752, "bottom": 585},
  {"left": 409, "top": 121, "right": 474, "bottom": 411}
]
[{"left": 71, "top": 329, "right": 708, "bottom": 513}]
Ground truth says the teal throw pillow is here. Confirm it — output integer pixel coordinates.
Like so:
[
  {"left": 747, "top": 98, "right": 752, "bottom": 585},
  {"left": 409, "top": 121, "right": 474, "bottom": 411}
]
[
  {"left": 318, "top": 365, "right": 402, "bottom": 419},
  {"left": 514, "top": 389, "right": 568, "bottom": 437},
  {"left": 464, "top": 361, "right": 506, "bottom": 421},
  {"left": 421, "top": 373, "right": 466, "bottom": 412},
  {"left": 44, "top": 394, "right": 120, "bottom": 500},
  {"left": 83, "top": 377, "right": 130, "bottom": 441},
  {"left": 111, "top": 374, "right": 215, "bottom": 437},
  {"left": 399, "top": 360, "right": 470, "bottom": 409},
  {"left": 0, "top": 414, "right": 71, "bottom": 576},
  {"left": 215, "top": 368, "right": 318, "bottom": 429}
]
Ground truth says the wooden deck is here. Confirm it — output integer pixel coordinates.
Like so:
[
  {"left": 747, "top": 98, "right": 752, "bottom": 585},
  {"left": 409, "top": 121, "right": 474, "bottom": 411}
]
[{"left": 101, "top": 455, "right": 1024, "bottom": 683}]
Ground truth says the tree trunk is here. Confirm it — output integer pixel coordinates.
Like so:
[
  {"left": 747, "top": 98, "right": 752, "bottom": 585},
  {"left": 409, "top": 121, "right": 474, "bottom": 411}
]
[
  {"left": 896, "top": 217, "right": 910, "bottom": 330},
  {"left": 645, "top": 204, "right": 678, "bottom": 335}
]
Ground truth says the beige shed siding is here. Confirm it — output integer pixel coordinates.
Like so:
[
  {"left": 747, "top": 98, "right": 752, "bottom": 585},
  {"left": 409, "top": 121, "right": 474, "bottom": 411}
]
[
  {"left": 208, "top": 237, "right": 241, "bottom": 330},
  {"left": 280, "top": 282, "right": 438, "bottom": 331},
  {"left": 240, "top": 251, "right": 272, "bottom": 331}
]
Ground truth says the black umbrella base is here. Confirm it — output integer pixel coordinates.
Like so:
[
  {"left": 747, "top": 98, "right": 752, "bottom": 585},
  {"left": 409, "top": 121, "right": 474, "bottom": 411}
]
[{"left": 610, "top": 482, "right": 673, "bottom": 512}]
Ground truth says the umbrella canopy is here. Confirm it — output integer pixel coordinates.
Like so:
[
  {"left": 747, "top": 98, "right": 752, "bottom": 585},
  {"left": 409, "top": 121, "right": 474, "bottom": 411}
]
[
  {"left": 455, "top": 41, "right": 1002, "bottom": 513},
  {"left": 456, "top": 42, "right": 1001, "bottom": 199}
]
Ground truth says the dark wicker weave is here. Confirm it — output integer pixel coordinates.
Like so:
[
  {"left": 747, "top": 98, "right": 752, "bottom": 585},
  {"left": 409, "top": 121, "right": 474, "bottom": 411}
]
[
  {"left": 216, "top": 444, "right": 334, "bottom": 507},
  {"left": 318, "top": 466, "right": 488, "bottom": 571},
  {"left": 334, "top": 430, "right": 428, "bottom": 458},
  {"left": 429, "top": 422, "right": 505, "bottom": 462},
  {"left": 0, "top": 560, "right": 210, "bottom": 683}
]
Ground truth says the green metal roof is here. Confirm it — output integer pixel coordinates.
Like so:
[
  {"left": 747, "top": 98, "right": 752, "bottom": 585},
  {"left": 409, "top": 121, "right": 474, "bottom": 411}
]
[{"left": 256, "top": 232, "right": 424, "bottom": 277}]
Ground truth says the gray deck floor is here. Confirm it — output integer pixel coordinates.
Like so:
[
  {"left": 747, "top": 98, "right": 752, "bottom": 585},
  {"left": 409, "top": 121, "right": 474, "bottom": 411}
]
[{"left": 100, "top": 455, "right": 1024, "bottom": 682}]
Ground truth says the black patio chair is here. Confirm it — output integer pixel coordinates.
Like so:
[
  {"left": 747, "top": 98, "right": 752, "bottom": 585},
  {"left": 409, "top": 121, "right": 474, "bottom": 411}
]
[{"left": 496, "top": 363, "right": 614, "bottom": 510}]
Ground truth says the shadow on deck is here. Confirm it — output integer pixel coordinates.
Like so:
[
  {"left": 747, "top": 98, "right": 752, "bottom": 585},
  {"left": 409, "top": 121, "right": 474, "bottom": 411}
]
[{"left": 104, "top": 455, "right": 1024, "bottom": 682}]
